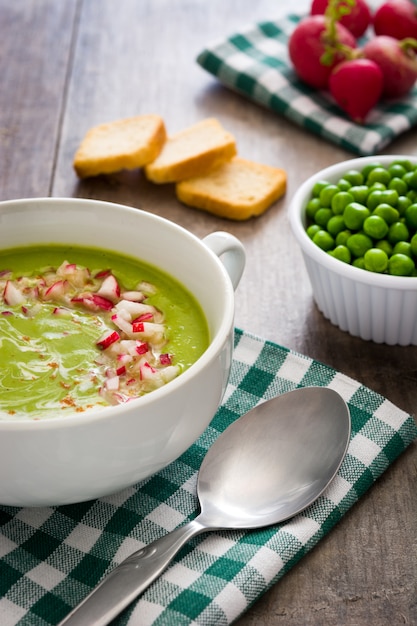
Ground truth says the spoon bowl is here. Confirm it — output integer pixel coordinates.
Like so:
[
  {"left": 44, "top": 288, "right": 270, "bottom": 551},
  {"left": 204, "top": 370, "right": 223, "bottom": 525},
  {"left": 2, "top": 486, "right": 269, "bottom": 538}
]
[
  {"left": 198, "top": 386, "right": 350, "bottom": 528},
  {"left": 60, "top": 386, "right": 351, "bottom": 626}
]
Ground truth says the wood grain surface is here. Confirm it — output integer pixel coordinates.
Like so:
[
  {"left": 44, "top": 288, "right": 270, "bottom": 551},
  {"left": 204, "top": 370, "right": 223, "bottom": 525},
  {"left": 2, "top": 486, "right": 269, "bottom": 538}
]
[{"left": 0, "top": 1, "right": 416, "bottom": 624}]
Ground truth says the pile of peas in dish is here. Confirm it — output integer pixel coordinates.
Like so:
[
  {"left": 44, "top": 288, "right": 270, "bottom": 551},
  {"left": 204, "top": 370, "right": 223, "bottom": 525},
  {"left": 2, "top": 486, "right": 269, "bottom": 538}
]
[{"left": 305, "top": 159, "right": 417, "bottom": 276}]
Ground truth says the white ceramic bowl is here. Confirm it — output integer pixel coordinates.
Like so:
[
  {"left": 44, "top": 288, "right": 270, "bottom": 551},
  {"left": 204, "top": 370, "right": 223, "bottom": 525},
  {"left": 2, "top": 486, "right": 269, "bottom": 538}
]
[
  {"left": 288, "top": 155, "right": 417, "bottom": 346},
  {"left": 0, "top": 198, "right": 245, "bottom": 506}
]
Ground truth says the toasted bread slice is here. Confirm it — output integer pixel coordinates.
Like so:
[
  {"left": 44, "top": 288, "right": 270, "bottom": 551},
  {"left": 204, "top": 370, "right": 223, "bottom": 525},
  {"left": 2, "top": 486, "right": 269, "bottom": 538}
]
[
  {"left": 144, "top": 118, "right": 237, "bottom": 184},
  {"left": 176, "top": 156, "right": 287, "bottom": 220},
  {"left": 73, "top": 114, "right": 166, "bottom": 178}
]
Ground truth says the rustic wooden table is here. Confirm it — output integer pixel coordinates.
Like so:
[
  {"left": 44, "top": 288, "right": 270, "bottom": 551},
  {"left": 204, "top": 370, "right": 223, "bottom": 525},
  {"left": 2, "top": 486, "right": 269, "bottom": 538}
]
[{"left": 1, "top": 1, "right": 416, "bottom": 624}]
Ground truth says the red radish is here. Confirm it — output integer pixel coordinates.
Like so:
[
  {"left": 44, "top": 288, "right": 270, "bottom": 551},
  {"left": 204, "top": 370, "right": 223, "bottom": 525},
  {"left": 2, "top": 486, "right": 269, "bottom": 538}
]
[
  {"left": 160, "top": 353, "right": 172, "bottom": 365},
  {"left": 120, "top": 290, "right": 144, "bottom": 302},
  {"left": 329, "top": 58, "right": 383, "bottom": 122},
  {"left": 288, "top": 14, "right": 357, "bottom": 88},
  {"left": 52, "top": 306, "right": 71, "bottom": 316},
  {"left": 362, "top": 35, "right": 417, "bottom": 97},
  {"left": 311, "top": 0, "right": 372, "bottom": 38},
  {"left": 373, "top": 0, "right": 417, "bottom": 39},
  {"left": 94, "top": 269, "right": 111, "bottom": 279},
  {"left": 140, "top": 361, "right": 158, "bottom": 381},
  {"left": 132, "top": 312, "right": 153, "bottom": 323},
  {"left": 3, "top": 280, "right": 25, "bottom": 305},
  {"left": 43, "top": 280, "right": 70, "bottom": 301},
  {"left": 132, "top": 321, "right": 145, "bottom": 333},
  {"left": 115, "top": 364, "right": 127, "bottom": 376},
  {"left": 96, "top": 330, "right": 120, "bottom": 350},
  {"left": 136, "top": 342, "right": 149, "bottom": 355},
  {"left": 96, "top": 274, "right": 121, "bottom": 301},
  {"left": 91, "top": 294, "right": 114, "bottom": 310}
]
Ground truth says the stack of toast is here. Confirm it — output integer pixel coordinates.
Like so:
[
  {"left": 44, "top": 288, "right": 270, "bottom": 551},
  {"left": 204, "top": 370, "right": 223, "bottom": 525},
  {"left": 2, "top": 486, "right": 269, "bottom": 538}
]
[{"left": 73, "top": 115, "right": 287, "bottom": 220}]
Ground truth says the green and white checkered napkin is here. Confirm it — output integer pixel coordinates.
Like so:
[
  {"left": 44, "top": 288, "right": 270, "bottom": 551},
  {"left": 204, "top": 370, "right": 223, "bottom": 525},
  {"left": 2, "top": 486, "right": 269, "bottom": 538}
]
[
  {"left": 1, "top": 328, "right": 416, "bottom": 625},
  {"left": 197, "top": 14, "right": 417, "bottom": 156}
]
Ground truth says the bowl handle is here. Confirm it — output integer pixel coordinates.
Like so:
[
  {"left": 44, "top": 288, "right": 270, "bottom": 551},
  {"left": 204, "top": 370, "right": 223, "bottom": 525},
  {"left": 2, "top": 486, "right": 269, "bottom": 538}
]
[{"left": 202, "top": 231, "right": 246, "bottom": 290}]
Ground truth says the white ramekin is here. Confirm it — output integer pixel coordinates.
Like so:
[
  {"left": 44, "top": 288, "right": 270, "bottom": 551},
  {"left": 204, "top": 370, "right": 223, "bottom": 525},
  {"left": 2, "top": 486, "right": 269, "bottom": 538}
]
[{"left": 288, "top": 155, "right": 417, "bottom": 346}]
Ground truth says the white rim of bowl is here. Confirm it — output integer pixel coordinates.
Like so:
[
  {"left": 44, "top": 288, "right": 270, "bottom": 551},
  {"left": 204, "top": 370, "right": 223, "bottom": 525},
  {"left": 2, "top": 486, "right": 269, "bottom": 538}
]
[
  {"left": 288, "top": 155, "right": 417, "bottom": 290},
  {"left": 0, "top": 198, "right": 236, "bottom": 430}
]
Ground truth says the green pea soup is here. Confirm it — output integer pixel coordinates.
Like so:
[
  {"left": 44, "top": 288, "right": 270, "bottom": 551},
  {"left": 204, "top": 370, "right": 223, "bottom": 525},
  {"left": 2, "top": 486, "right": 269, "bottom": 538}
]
[{"left": 0, "top": 244, "right": 209, "bottom": 420}]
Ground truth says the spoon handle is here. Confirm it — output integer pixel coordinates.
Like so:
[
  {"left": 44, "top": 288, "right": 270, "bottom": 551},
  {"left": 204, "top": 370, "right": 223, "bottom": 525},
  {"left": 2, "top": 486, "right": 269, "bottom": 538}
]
[{"left": 58, "top": 519, "right": 207, "bottom": 626}]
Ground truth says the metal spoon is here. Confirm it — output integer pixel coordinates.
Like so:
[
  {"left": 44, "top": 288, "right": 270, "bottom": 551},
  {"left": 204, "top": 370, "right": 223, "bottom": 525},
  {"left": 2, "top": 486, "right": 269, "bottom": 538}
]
[{"left": 59, "top": 386, "right": 351, "bottom": 626}]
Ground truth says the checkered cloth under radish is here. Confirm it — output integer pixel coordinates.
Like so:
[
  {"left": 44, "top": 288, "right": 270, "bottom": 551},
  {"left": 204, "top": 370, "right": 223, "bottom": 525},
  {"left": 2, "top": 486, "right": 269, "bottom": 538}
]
[{"left": 197, "top": 14, "right": 417, "bottom": 156}]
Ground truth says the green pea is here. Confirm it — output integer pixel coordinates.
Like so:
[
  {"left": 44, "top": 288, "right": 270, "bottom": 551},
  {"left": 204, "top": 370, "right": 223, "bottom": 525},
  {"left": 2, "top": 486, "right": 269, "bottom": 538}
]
[
  {"left": 389, "top": 177, "right": 408, "bottom": 196},
  {"left": 361, "top": 162, "right": 382, "bottom": 179},
  {"left": 348, "top": 185, "right": 370, "bottom": 204},
  {"left": 391, "top": 158, "right": 413, "bottom": 171},
  {"left": 343, "top": 169, "right": 364, "bottom": 185},
  {"left": 330, "top": 245, "right": 351, "bottom": 264},
  {"left": 312, "top": 180, "right": 331, "bottom": 197},
  {"left": 319, "top": 184, "right": 339, "bottom": 207},
  {"left": 306, "top": 224, "right": 322, "bottom": 239},
  {"left": 367, "top": 190, "right": 384, "bottom": 211},
  {"left": 366, "top": 167, "right": 391, "bottom": 186},
  {"left": 314, "top": 208, "right": 333, "bottom": 227},
  {"left": 331, "top": 191, "right": 354, "bottom": 215},
  {"left": 406, "top": 189, "right": 417, "bottom": 202},
  {"left": 344, "top": 202, "right": 370, "bottom": 230},
  {"left": 393, "top": 241, "right": 413, "bottom": 257},
  {"left": 388, "top": 253, "right": 415, "bottom": 276},
  {"left": 375, "top": 239, "right": 393, "bottom": 257},
  {"left": 337, "top": 178, "right": 352, "bottom": 191},
  {"left": 397, "top": 196, "right": 412, "bottom": 216},
  {"left": 335, "top": 229, "right": 352, "bottom": 246},
  {"left": 363, "top": 215, "right": 389, "bottom": 240},
  {"left": 372, "top": 204, "right": 399, "bottom": 224},
  {"left": 364, "top": 248, "right": 388, "bottom": 273},
  {"left": 405, "top": 203, "right": 417, "bottom": 229},
  {"left": 304, "top": 160, "right": 417, "bottom": 277},
  {"left": 368, "top": 182, "right": 386, "bottom": 193},
  {"left": 403, "top": 170, "right": 417, "bottom": 190},
  {"left": 327, "top": 215, "right": 346, "bottom": 237},
  {"left": 346, "top": 233, "right": 373, "bottom": 257},
  {"left": 312, "top": 230, "right": 335, "bottom": 251},
  {"left": 305, "top": 198, "right": 322, "bottom": 220},
  {"left": 388, "top": 164, "right": 407, "bottom": 178},
  {"left": 388, "top": 221, "right": 410, "bottom": 244},
  {"left": 379, "top": 189, "right": 398, "bottom": 206},
  {"left": 352, "top": 257, "right": 366, "bottom": 270}
]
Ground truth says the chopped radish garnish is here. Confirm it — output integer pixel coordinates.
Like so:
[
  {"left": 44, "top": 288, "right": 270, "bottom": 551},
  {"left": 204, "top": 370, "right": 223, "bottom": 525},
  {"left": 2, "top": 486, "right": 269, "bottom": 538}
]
[
  {"left": 96, "top": 330, "right": 120, "bottom": 350},
  {"left": 0, "top": 258, "right": 182, "bottom": 407},
  {"left": 97, "top": 274, "right": 121, "bottom": 301},
  {"left": 136, "top": 341, "right": 149, "bottom": 355},
  {"left": 92, "top": 294, "right": 114, "bottom": 310},
  {"left": 43, "top": 280, "right": 69, "bottom": 301},
  {"left": 52, "top": 306, "right": 71, "bottom": 316},
  {"left": 132, "top": 321, "right": 144, "bottom": 333},
  {"left": 120, "top": 290, "right": 144, "bottom": 302},
  {"left": 105, "top": 376, "right": 120, "bottom": 391},
  {"left": 3, "top": 280, "right": 25, "bottom": 306},
  {"left": 94, "top": 269, "right": 111, "bottom": 279},
  {"left": 140, "top": 361, "right": 158, "bottom": 380},
  {"left": 132, "top": 312, "right": 153, "bottom": 323}
]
